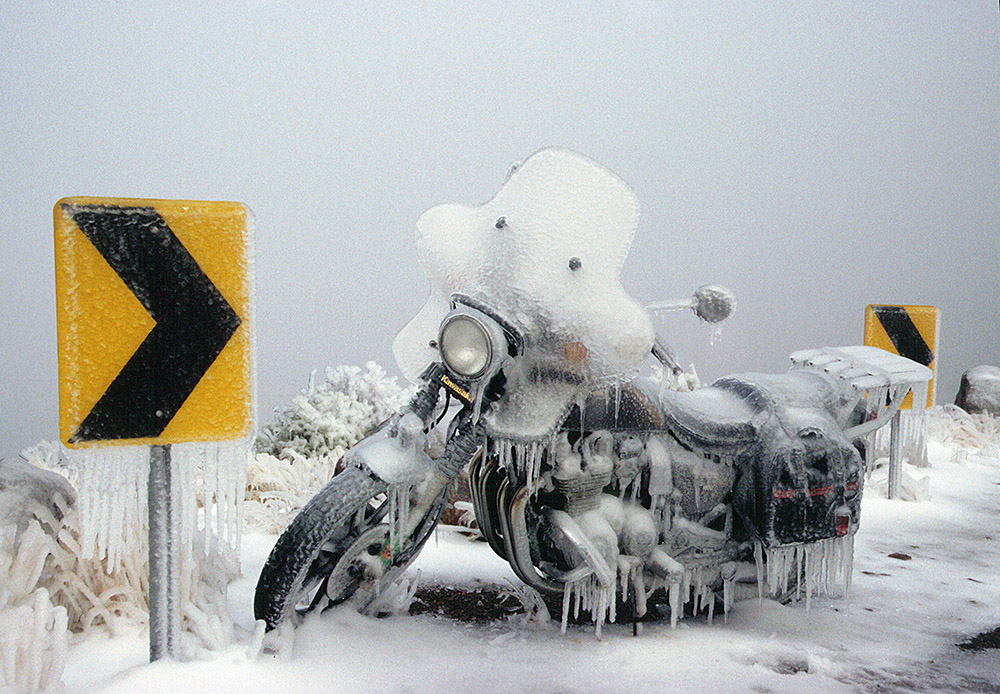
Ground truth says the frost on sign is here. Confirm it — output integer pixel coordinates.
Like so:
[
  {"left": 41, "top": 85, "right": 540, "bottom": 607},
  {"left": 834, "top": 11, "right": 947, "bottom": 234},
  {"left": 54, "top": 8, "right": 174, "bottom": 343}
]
[{"left": 53, "top": 198, "right": 253, "bottom": 447}]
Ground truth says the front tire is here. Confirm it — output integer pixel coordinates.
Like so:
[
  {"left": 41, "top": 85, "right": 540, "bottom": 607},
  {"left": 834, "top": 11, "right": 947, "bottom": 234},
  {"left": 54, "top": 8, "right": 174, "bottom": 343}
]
[{"left": 253, "top": 466, "right": 393, "bottom": 631}]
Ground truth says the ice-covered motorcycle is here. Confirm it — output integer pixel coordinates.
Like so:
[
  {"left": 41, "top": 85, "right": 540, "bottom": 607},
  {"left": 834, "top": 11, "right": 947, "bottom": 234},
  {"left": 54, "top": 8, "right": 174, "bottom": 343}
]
[{"left": 254, "top": 148, "right": 931, "bottom": 634}]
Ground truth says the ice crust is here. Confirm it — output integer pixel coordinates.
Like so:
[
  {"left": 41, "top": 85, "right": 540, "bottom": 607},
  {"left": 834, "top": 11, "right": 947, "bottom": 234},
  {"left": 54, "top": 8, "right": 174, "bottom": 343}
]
[
  {"left": 393, "top": 148, "right": 655, "bottom": 437},
  {"left": 494, "top": 413, "right": 862, "bottom": 637},
  {"left": 0, "top": 524, "right": 69, "bottom": 694},
  {"left": 1, "top": 440, "right": 250, "bottom": 679}
]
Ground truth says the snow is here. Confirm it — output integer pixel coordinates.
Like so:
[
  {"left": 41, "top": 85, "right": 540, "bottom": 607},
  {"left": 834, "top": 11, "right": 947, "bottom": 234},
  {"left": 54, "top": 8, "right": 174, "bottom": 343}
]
[{"left": 52, "top": 436, "right": 1000, "bottom": 694}]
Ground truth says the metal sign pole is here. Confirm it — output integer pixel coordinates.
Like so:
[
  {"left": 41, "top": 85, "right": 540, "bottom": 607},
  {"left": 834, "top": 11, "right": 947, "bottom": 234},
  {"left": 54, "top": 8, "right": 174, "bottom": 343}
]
[
  {"left": 887, "top": 410, "right": 902, "bottom": 500},
  {"left": 148, "top": 443, "right": 179, "bottom": 660}
]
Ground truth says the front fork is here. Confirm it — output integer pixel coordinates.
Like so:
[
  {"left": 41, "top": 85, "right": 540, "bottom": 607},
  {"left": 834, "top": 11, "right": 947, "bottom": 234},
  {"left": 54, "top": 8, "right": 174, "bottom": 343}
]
[{"left": 378, "top": 366, "right": 483, "bottom": 562}]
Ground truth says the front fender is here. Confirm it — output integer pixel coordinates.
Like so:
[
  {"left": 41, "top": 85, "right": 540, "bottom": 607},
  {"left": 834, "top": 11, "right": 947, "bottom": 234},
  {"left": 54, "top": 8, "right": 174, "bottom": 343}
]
[{"left": 341, "top": 425, "right": 434, "bottom": 486}]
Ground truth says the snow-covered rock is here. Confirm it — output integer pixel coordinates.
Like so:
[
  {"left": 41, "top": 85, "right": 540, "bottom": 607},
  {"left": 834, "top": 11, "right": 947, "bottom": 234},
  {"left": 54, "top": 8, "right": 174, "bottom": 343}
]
[{"left": 954, "top": 365, "right": 1000, "bottom": 416}]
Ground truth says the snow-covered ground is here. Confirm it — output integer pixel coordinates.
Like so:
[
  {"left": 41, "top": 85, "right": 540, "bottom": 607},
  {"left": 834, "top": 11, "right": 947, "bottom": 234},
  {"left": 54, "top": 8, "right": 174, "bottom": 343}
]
[{"left": 61, "top": 441, "right": 1000, "bottom": 694}]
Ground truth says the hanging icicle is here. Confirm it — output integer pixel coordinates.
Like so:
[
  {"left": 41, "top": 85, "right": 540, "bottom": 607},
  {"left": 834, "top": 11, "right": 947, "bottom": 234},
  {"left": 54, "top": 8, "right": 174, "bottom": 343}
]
[
  {"left": 491, "top": 437, "right": 551, "bottom": 493},
  {"left": 51, "top": 440, "right": 248, "bottom": 655},
  {"left": 764, "top": 536, "right": 855, "bottom": 604},
  {"left": 560, "top": 573, "right": 615, "bottom": 638},
  {"left": 386, "top": 482, "right": 413, "bottom": 552}
]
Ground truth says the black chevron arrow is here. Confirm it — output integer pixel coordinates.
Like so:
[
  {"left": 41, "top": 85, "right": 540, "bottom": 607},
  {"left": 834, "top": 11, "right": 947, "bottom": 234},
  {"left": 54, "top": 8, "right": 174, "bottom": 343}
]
[
  {"left": 65, "top": 204, "right": 242, "bottom": 442},
  {"left": 874, "top": 305, "right": 934, "bottom": 367}
]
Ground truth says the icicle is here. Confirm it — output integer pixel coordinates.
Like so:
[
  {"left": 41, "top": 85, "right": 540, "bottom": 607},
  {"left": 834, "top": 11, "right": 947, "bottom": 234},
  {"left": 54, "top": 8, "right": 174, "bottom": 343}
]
[
  {"left": 527, "top": 441, "right": 540, "bottom": 492},
  {"left": 695, "top": 569, "right": 704, "bottom": 614},
  {"left": 388, "top": 485, "right": 397, "bottom": 550},
  {"left": 805, "top": 544, "right": 812, "bottom": 610},
  {"left": 386, "top": 484, "right": 413, "bottom": 552},
  {"left": 472, "top": 384, "right": 486, "bottom": 424},
  {"left": 561, "top": 574, "right": 614, "bottom": 638},
  {"left": 633, "top": 566, "right": 647, "bottom": 618},
  {"left": 561, "top": 581, "right": 572, "bottom": 634},
  {"left": 710, "top": 323, "right": 723, "bottom": 346},
  {"left": 669, "top": 581, "right": 680, "bottom": 629},
  {"left": 844, "top": 535, "right": 854, "bottom": 594},
  {"left": 864, "top": 431, "right": 876, "bottom": 473},
  {"left": 613, "top": 383, "right": 622, "bottom": 425},
  {"left": 723, "top": 576, "right": 732, "bottom": 618},
  {"left": 754, "top": 541, "right": 764, "bottom": 602},
  {"left": 763, "top": 537, "right": 856, "bottom": 602},
  {"left": 64, "top": 445, "right": 148, "bottom": 565},
  {"left": 795, "top": 545, "right": 803, "bottom": 601},
  {"left": 401, "top": 484, "right": 411, "bottom": 548},
  {"left": 606, "top": 576, "right": 616, "bottom": 626},
  {"left": 395, "top": 486, "right": 403, "bottom": 545}
]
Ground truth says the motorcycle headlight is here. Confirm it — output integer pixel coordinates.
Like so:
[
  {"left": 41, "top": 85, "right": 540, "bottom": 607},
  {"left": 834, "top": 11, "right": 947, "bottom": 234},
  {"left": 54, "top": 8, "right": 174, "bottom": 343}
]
[{"left": 439, "top": 314, "right": 493, "bottom": 379}]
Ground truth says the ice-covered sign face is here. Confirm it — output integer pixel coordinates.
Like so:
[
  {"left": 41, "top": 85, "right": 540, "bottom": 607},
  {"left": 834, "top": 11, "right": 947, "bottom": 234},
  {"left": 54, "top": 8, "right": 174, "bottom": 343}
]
[{"left": 393, "top": 148, "right": 654, "bottom": 431}]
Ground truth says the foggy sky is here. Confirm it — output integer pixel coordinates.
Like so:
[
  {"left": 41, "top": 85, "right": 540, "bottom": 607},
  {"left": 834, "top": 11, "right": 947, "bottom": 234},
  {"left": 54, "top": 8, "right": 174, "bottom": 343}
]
[{"left": 1, "top": 2, "right": 997, "bottom": 460}]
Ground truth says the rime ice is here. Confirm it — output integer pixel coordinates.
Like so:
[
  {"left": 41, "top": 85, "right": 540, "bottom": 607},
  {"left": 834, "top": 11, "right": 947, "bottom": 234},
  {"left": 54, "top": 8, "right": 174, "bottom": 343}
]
[{"left": 393, "top": 148, "right": 655, "bottom": 438}]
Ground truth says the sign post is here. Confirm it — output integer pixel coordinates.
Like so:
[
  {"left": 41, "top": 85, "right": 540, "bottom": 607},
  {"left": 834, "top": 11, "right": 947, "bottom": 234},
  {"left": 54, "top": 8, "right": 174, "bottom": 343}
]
[
  {"left": 147, "top": 444, "right": 178, "bottom": 660},
  {"left": 54, "top": 198, "right": 252, "bottom": 660},
  {"left": 864, "top": 304, "right": 939, "bottom": 499}
]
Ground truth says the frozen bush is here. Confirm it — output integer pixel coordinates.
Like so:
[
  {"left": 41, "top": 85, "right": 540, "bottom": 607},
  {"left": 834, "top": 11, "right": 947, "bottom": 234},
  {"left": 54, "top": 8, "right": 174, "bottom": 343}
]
[
  {"left": 255, "top": 362, "right": 407, "bottom": 464},
  {"left": 927, "top": 404, "right": 1000, "bottom": 456},
  {"left": 248, "top": 363, "right": 408, "bottom": 532},
  {"left": 245, "top": 450, "right": 342, "bottom": 533},
  {"left": 4, "top": 442, "right": 247, "bottom": 669}
]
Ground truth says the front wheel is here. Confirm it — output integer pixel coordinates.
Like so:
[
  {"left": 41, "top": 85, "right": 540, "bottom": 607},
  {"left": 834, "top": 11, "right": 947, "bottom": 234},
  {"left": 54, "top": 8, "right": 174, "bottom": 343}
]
[{"left": 253, "top": 465, "right": 440, "bottom": 631}]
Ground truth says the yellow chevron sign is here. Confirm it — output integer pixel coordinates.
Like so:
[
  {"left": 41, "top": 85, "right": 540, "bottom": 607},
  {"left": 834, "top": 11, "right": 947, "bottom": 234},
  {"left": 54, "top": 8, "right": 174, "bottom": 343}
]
[
  {"left": 864, "top": 304, "right": 938, "bottom": 409},
  {"left": 54, "top": 198, "right": 254, "bottom": 447}
]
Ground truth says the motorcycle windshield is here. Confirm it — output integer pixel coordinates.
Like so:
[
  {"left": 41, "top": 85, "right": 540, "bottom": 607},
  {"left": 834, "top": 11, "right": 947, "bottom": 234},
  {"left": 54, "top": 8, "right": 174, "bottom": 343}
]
[{"left": 393, "top": 148, "right": 655, "bottom": 439}]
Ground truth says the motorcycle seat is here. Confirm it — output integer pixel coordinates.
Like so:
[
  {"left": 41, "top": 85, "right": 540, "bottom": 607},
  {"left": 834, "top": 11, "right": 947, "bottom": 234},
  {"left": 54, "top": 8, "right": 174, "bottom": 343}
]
[{"left": 658, "top": 385, "right": 759, "bottom": 449}]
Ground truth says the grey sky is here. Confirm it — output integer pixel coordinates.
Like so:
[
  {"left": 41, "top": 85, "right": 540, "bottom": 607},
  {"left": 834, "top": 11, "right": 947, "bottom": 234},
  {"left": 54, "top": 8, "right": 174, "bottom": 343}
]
[{"left": 1, "top": 2, "right": 997, "bottom": 460}]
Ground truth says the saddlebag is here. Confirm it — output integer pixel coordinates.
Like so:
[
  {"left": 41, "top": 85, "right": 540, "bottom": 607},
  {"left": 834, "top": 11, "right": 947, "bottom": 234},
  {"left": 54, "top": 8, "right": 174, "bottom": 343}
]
[{"left": 714, "top": 373, "right": 864, "bottom": 547}]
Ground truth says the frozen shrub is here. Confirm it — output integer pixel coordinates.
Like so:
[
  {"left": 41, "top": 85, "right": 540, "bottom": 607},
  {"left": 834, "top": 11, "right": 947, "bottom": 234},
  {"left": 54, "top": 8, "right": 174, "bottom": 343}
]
[
  {"left": 0, "top": 516, "right": 69, "bottom": 694},
  {"left": 248, "top": 362, "right": 408, "bottom": 532},
  {"left": 255, "top": 362, "right": 407, "bottom": 464},
  {"left": 927, "top": 404, "right": 1000, "bottom": 456},
  {"left": 4, "top": 442, "right": 246, "bottom": 668},
  {"left": 245, "top": 450, "right": 342, "bottom": 533}
]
